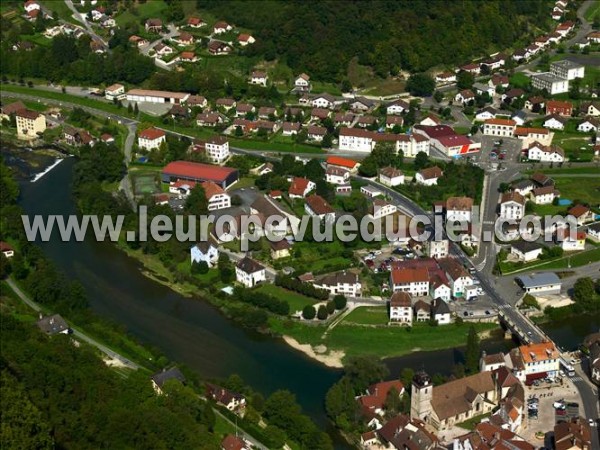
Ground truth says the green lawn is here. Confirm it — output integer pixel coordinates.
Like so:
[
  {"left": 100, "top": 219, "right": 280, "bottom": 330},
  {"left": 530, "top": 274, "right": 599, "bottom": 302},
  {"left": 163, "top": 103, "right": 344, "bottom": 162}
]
[
  {"left": 229, "top": 137, "right": 324, "bottom": 154},
  {"left": 509, "top": 73, "right": 530, "bottom": 89},
  {"left": 525, "top": 167, "right": 600, "bottom": 175},
  {"left": 585, "top": 0, "right": 600, "bottom": 20},
  {"left": 255, "top": 284, "right": 317, "bottom": 313},
  {"left": 552, "top": 176, "right": 600, "bottom": 205},
  {"left": 47, "top": 1, "right": 81, "bottom": 25},
  {"left": 343, "top": 306, "right": 389, "bottom": 325},
  {"left": 457, "top": 413, "right": 492, "bottom": 431},
  {"left": 500, "top": 247, "right": 600, "bottom": 274}
]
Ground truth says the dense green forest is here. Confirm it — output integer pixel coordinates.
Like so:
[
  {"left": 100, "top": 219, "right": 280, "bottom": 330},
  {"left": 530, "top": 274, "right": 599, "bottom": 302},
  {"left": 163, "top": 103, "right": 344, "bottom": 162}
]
[{"left": 198, "top": 0, "right": 553, "bottom": 81}]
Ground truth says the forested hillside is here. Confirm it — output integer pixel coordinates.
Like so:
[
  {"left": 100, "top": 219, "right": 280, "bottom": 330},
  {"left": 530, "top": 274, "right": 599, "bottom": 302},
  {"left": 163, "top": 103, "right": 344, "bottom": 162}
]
[{"left": 198, "top": 0, "right": 553, "bottom": 80}]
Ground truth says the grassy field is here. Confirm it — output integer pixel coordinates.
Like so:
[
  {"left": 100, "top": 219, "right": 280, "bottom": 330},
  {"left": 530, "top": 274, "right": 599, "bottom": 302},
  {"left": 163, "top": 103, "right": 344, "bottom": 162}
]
[
  {"left": 526, "top": 167, "right": 600, "bottom": 175},
  {"left": 255, "top": 284, "right": 317, "bottom": 313},
  {"left": 585, "top": 0, "right": 600, "bottom": 21},
  {"left": 551, "top": 175, "right": 599, "bottom": 205},
  {"left": 509, "top": 73, "right": 531, "bottom": 89},
  {"left": 500, "top": 247, "right": 600, "bottom": 274},
  {"left": 343, "top": 306, "right": 389, "bottom": 325}
]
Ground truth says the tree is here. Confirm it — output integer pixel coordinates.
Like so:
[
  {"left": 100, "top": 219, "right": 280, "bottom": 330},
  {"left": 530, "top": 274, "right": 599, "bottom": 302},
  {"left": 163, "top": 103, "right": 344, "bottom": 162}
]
[
  {"left": 317, "top": 305, "right": 328, "bottom": 320},
  {"left": 357, "top": 156, "right": 378, "bottom": 177},
  {"left": 413, "top": 151, "right": 430, "bottom": 170},
  {"left": 456, "top": 70, "right": 475, "bottom": 90},
  {"left": 200, "top": 403, "right": 216, "bottom": 431},
  {"left": 399, "top": 368, "right": 415, "bottom": 390},
  {"left": 465, "top": 325, "right": 480, "bottom": 375},
  {"left": 191, "top": 260, "right": 209, "bottom": 274},
  {"left": 406, "top": 73, "right": 435, "bottom": 97},
  {"left": 133, "top": 103, "right": 139, "bottom": 115},
  {"left": 326, "top": 300, "right": 336, "bottom": 314},
  {"left": 325, "top": 377, "right": 357, "bottom": 430},
  {"left": 344, "top": 356, "right": 389, "bottom": 391},
  {"left": 573, "top": 277, "right": 596, "bottom": 309},
  {"left": 433, "top": 90, "right": 444, "bottom": 103},
  {"left": 384, "top": 387, "right": 401, "bottom": 414},
  {"left": 333, "top": 294, "right": 347, "bottom": 310},
  {"left": 322, "top": 133, "right": 333, "bottom": 148},
  {"left": 185, "top": 185, "right": 208, "bottom": 215},
  {"left": 302, "top": 305, "right": 316, "bottom": 320}
]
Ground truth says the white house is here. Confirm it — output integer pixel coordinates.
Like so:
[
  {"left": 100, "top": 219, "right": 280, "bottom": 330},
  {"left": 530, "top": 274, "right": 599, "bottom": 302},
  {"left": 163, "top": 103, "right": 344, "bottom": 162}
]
[
  {"left": 235, "top": 257, "right": 266, "bottom": 288},
  {"left": 587, "top": 223, "right": 600, "bottom": 242},
  {"left": 389, "top": 292, "right": 413, "bottom": 326},
  {"left": 249, "top": 70, "right": 268, "bottom": 87},
  {"left": 430, "top": 298, "right": 451, "bottom": 325},
  {"left": 288, "top": 177, "right": 315, "bottom": 198},
  {"left": 415, "top": 166, "right": 443, "bottom": 186},
  {"left": 379, "top": 166, "right": 404, "bottom": 187},
  {"left": 138, "top": 128, "right": 166, "bottom": 150},
  {"left": 305, "top": 195, "right": 335, "bottom": 223},
  {"left": 104, "top": 83, "right": 125, "bottom": 101},
  {"left": 203, "top": 181, "right": 231, "bottom": 211},
  {"left": 190, "top": 240, "right": 219, "bottom": 267},
  {"left": 510, "top": 241, "right": 544, "bottom": 262},
  {"left": 325, "top": 166, "right": 350, "bottom": 185},
  {"left": 390, "top": 268, "right": 429, "bottom": 297},
  {"left": 369, "top": 198, "right": 397, "bottom": 220},
  {"left": 24, "top": 0, "right": 40, "bottom": 13},
  {"left": 313, "top": 271, "right": 361, "bottom": 297},
  {"left": 531, "top": 185, "right": 558, "bottom": 205},
  {"left": 516, "top": 273, "right": 562, "bottom": 296},
  {"left": 311, "top": 94, "right": 335, "bottom": 109},
  {"left": 439, "top": 258, "right": 473, "bottom": 299},
  {"left": 360, "top": 185, "right": 383, "bottom": 198},
  {"left": 338, "top": 127, "right": 374, "bottom": 152},
  {"left": 202, "top": 136, "right": 230, "bottom": 164},
  {"left": 518, "top": 342, "right": 560, "bottom": 379},
  {"left": 482, "top": 118, "right": 516, "bottom": 137},
  {"left": 294, "top": 73, "right": 311, "bottom": 91},
  {"left": 386, "top": 98, "right": 410, "bottom": 115},
  {"left": 577, "top": 117, "right": 599, "bottom": 133},
  {"left": 0, "top": 242, "right": 14, "bottom": 258},
  {"left": 550, "top": 60, "right": 585, "bottom": 80},
  {"left": 499, "top": 192, "right": 525, "bottom": 220},
  {"left": 527, "top": 143, "right": 565, "bottom": 162},
  {"left": 454, "top": 90, "right": 475, "bottom": 105},
  {"left": 445, "top": 196, "right": 473, "bottom": 223},
  {"left": 531, "top": 72, "right": 569, "bottom": 95},
  {"left": 543, "top": 114, "right": 567, "bottom": 131},
  {"left": 212, "top": 21, "right": 232, "bottom": 34},
  {"left": 556, "top": 229, "right": 586, "bottom": 252}
]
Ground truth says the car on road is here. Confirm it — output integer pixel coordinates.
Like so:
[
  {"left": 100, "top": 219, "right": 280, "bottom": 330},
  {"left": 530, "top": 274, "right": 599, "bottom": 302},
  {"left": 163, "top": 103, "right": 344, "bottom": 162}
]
[{"left": 527, "top": 331, "right": 532, "bottom": 336}]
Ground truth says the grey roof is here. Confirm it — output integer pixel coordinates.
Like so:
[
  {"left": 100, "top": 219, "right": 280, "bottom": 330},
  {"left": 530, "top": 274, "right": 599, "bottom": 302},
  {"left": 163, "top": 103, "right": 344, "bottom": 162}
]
[
  {"left": 151, "top": 367, "right": 186, "bottom": 389},
  {"left": 37, "top": 314, "right": 69, "bottom": 335},
  {"left": 531, "top": 72, "right": 564, "bottom": 84},
  {"left": 551, "top": 59, "right": 584, "bottom": 70},
  {"left": 194, "top": 238, "right": 217, "bottom": 254},
  {"left": 587, "top": 222, "right": 600, "bottom": 233},
  {"left": 516, "top": 273, "right": 561, "bottom": 288},
  {"left": 473, "top": 82, "right": 491, "bottom": 92},
  {"left": 431, "top": 298, "right": 450, "bottom": 315},
  {"left": 511, "top": 240, "right": 544, "bottom": 254}
]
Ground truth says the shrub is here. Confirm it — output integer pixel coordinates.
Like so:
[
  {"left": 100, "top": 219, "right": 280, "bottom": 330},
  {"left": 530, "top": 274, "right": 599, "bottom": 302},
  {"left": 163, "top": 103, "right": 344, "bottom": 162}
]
[
  {"left": 302, "top": 305, "right": 316, "bottom": 320},
  {"left": 317, "top": 305, "right": 328, "bottom": 320},
  {"left": 333, "top": 295, "right": 347, "bottom": 310},
  {"left": 326, "top": 301, "right": 336, "bottom": 314}
]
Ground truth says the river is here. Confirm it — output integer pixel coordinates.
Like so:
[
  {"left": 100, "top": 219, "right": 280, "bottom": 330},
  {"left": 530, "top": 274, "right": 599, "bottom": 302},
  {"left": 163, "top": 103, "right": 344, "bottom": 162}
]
[{"left": 8, "top": 152, "right": 599, "bottom": 448}]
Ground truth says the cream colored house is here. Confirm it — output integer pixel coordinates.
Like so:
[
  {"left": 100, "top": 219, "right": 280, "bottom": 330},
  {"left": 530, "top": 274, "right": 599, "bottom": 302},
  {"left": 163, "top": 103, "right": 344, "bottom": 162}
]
[{"left": 15, "top": 109, "right": 46, "bottom": 139}]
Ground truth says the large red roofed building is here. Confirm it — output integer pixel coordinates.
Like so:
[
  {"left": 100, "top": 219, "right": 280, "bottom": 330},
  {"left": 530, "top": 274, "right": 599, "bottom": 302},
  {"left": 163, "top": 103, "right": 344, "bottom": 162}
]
[
  {"left": 161, "top": 161, "right": 238, "bottom": 188},
  {"left": 138, "top": 127, "right": 166, "bottom": 150},
  {"left": 326, "top": 156, "right": 359, "bottom": 171}
]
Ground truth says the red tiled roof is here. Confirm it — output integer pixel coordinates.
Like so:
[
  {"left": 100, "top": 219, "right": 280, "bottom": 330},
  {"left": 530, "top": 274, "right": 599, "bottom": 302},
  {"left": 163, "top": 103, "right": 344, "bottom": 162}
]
[
  {"left": 391, "top": 268, "right": 429, "bottom": 284},
  {"left": 289, "top": 177, "right": 311, "bottom": 196},
  {"left": 162, "top": 161, "right": 237, "bottom": 184},
  {"left": 139, "top": 127, "right": 165, "bottom": 140},
  {"left": 327, "top": 156, "right": 357, "bottom": 169}
]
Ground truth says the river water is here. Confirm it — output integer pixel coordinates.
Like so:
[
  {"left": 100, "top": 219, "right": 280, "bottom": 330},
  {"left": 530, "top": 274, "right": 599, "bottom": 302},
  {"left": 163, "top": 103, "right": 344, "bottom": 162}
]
[{"left": 9, "top": 153, "right": 599, "bottom": 447}]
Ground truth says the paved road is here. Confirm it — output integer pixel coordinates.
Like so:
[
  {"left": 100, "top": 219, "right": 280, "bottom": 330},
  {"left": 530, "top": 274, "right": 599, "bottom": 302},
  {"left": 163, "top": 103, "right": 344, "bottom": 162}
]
[{"left": 6, "top": 278, "right": 141, "bottom": 370}]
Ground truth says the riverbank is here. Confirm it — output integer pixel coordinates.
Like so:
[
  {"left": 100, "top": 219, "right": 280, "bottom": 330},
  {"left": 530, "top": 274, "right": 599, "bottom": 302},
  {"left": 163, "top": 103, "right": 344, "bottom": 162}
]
[{"left": 283, "top": 335, "right": 345, "bottom": 368}]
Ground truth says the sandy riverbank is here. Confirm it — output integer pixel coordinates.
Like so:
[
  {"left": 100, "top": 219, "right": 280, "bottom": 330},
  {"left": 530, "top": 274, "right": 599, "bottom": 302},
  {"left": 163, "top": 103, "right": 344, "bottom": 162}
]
[{"left": 283, "top": 335, "right": 345, "bottom": 368}]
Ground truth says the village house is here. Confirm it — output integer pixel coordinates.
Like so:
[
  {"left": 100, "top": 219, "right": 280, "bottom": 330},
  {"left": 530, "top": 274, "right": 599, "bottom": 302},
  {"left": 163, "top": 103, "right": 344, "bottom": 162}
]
[
  {"left": 145, "top": 18, "right": 162, "bottom": 33},
  {"left": 481, "top": 53, "right": 506, "bottom": 72},
  {"left": 431, "top": 297, "right": 451, "bottom": 324},
  {"left": 555, "top": 228, "right": 587, "bottom": 252},
  {"left": 473, "top": 82, "right": 495, "bottom": 97},
  {"left": 104, "top": 83, "right": 125, "bottom": 101},
  {"left": 281, "top": 122, "right": 301, "bottom": 136},
  {"left": 249, "top": 70, "right": 268, "bottom": 87},
  {"left": 568, "top": 204, "right": 594, "bottom": 225},
  {"left": 475, "top": 106, "right": 498, "bottom": 122},
  {"left": 516, "top": 273, "right": 562, "bottom": 296},
  {"left": 445, "top": 196, "right": 474, "bottom": 223},
  {"left": 543, "top": 114, "right": 567, "bottom": 131},
  {"left": 235, "top": 257, "right": 266, "bottom": 288},
  {"left": 580, "top": 101, "right": 600, "bottom": 117},
  {"left": 313, "top": 271, "right": 362, "bottom": 297},
  {"left": 63, "top": 127, "right": 95, "bottom": 147},
  {"left": 216, "top": 98, "right": 236, "bottom": 110},
  {"left": 208, "top": 41, "right": 231, "bottom": 55},
  {"left": 0, "top": 100, "right": 26, "bottom": 121},
  {"left": 173, "top": 32, "right": 194, "bottom": 46},
  {"left": 438, "top": 257, "right": 473, "bottom": 299},
  {"left": 546, "top": 99, "right": 573, "bottom": 116},
  {"left": 305, "top": 194, "right": 335, "bottom": 222},
  {"left": 379, "top": 166, "right": 404, "bottom": 187},
  {"left": 269, "top": 239, "right": 291, "bottom": 260},
  {"left": 577, "top": 117, "right": 599, "bottom": 133},
  {"left": 350, "top": 97, "right": 376, "bottom": 112},
  {"left": 510, "top": 240, "right": 544, "bottom": 262},
  {"left": 196, "top": 112, "right": 226, "bottom": 127},
  {"left": 154, "top": 42, "right": 174, "bottom": 57},
  {"left": 179, "top": 51, "right": 198, "bottom": 62},
  {"left": 150, "top": 367, "right": 186, "bottom": 395},
  {"left": 36, "top": 314, "right": 69, "bottom": 335},
  {"left": 288, "top": 177, "right": 315, "bottom": 198},
  {"left": 500, "top": 191, "right": 525, "bottom": 220},
  {"left": 212, "top": 21, "right": 232, "bottom": 34},
  {"left": 525, "top": 96, "right": 545, "bottom": 111},
  {"left": 204, "top": 181, "right": 231, "bottom": 211},
  {"left": 237, "top": 33, "right": 255, "bottom": 46},
  {"left": 587, "top": 223, "right": 600, "bottom": 242},
  {"left": 138, "top": 127, "right": 166, "bottom": 150},
  {"left": 531, "top": 72, "right": 569, "bottom": 95},
  {"left": 501, "top": 89, "right": 525, "bottom": 104},
  {"left": 369, "top": 198, "right": 397, "bottom": 220},
  {"left": 454, "top": 89, "right": 475, "bottom": 105},
  {"left": 460, "top": 63, "right": 481, "bottom": 75},
  {"left": 554, "top": 417, "right": 592, "bottom": 450},
  {"left": 389, "top": 292, "right": 413, "bottom": 325},
  {"left": 0, "top": 242, "right": 15, "bottom": 258},
  {"left": 531, "top": 185, "right": 559, "bottom": 204},
  {"left": 310, "top": 107, "right": 330, "bottom": 121},
  {"left": 311, "top": 94, "right": 336, "bottom": 109},
  {"left": 326, "top": 156, "right": 359, "bottom": 173},
  {"left": 256, "top": 120, "right": 277, "bottom": 134},
  {"left": 15, "top": 109, "right": 46, "bottom": 140},
  {"left": 413, "top": 300, "right": 431, "bottom": 322},
  {"left": 250, "top": 162, "right": 273, "bottom": 176},
  {"left": 390, "top": 268, "right": 429, "bottom": 296},
  {"left": 419, "top": 113, "right": 441, "bottom": 127},
  {"left": 334, "top": 112, "right": 354, "bottom": 127},
  {"left": 435, "top": 71, "right": 456, "bottom": 84},
  {"left": 187, "top": 17, "right": 206, "bottom": 28},
  {"left": 454, "top": 423, "right": 533, "bottom": 450},
  {"left": 514, "top": 127, "right": 552, "bottom": 149},
  {"left": 235, "top": 103, "right": 255, "bottom": 117},
  {"left": 325, "top": 166, "right": 349, "bottom": 185},
  {"left": 360, "top": 185, "right": 383, "bottom": 198},
  {"left": 307, "top": 125, "right": 327, "bottom": 142},
  {"left": 294, "top": 73, "right": 311, "bottom": 92},
  {"left": 190, "top": 239, "right": 219, "bottom": 267},
  {"left": 129, "top": 35, "right": 148, "bottom": 47},
  {"left": 206, "top": 383, "right": 246, "bottom": 411},
  {"left": 426, "top": 239, "right": 450, "bottom": 260},
  {"left": 257, "top": 107, "right": 276, "bottom": 120},
  {"left": 415, "top": 166, "right": 443, "bottom": 186},
  {"left": 221, "top": 435, "right": 250, "bottom": 450},
  {"left": 386, "top": 98, "right": 410, "bottom": 115},
  {"left": 527, "top": 142, "right": 565, "bottom": 162}
]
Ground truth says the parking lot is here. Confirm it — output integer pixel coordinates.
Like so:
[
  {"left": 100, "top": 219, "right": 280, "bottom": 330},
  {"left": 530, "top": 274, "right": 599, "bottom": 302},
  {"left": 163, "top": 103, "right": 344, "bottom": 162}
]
[
  {"left": 472, "top": 133, "right": 523, "bottom": 167},
  {"left": 521, "top": 375, "right": 584, "bottom": 444}
]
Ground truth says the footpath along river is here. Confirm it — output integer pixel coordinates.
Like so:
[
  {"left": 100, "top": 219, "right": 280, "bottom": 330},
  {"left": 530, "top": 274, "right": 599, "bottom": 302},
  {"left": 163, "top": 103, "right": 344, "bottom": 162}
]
[{"left": 11, "top": 153, "right": 599, "bottom": 447}]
